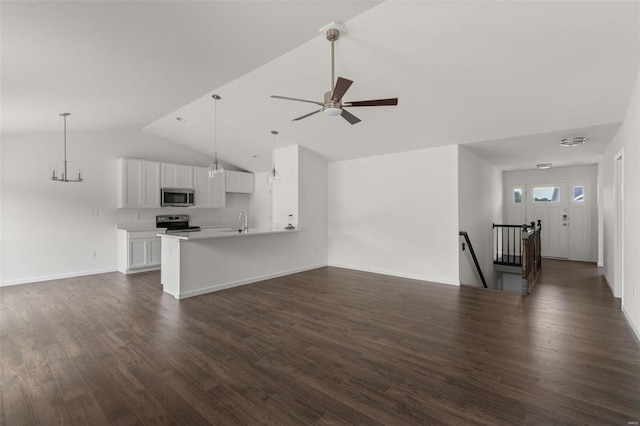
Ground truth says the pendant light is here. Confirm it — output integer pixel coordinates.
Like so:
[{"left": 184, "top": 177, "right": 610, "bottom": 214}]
[
  {"left": 208, "top": 94, "right": 225, "bottom": 178},
  {"left": 267, "top": 130, "right": 281, "bottom": 184},
  {"left": 51, "top": 113, "right": 83, "bottom": 182}
]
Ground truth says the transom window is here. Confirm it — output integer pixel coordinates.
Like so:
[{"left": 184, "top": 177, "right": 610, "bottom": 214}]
[{"left": 533, "top": 187, "right": 560, "bottom": 203}]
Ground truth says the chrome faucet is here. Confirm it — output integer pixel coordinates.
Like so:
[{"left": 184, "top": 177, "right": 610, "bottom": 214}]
[{"left": 239, "top": 210, "right": 248, "bottom": 233}]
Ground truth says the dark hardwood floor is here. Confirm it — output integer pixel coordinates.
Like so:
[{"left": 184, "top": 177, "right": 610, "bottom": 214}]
[{"left": 1, "top": 260, "right": 639, "bottom": 425}]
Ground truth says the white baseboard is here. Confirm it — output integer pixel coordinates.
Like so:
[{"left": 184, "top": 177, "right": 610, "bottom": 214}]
[
  {"left": 623, "top": 309, "right": 640, "bottom": 343},
  {"left": 597, "top": 261, "right": 604, "bottom": 267},
  {"left": 123, "top": 266, "right": 160, "bottom": 275},
  {"left": 176, "top": 263, "right": 328, "bottom": 299},
  {"left": 327, "top": 262, "right": 460, "bottom": 286},
  {"left": 0, "top": 267, "right": 118, "bottom": 287},
  {"left": 602, "top": 271, "right": 616, "bottom": 296}
]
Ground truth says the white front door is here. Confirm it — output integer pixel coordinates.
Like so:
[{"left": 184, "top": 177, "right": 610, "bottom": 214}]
[
  {"left": 526, "top": 183, "right": 569, "bottom": 258},
  {"left": 568, "top": 181, "right": 592, "bottom": 262}
]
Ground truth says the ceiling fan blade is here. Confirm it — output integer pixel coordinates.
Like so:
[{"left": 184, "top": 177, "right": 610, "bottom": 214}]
[
  {"left": 331, "top": 77, "right": 353, "bottom": 103},
  {"left": 271, "top": 95, "right": 324, "bottom": 106},
  {"left": 340, "top": 109, "right": 361, "bottom": 125},
  {"left": 293, "top": 108, "right": 323, "bottom": 121},
  {"left": 344, "top": 98, "right": 398, "bottom": 107}
]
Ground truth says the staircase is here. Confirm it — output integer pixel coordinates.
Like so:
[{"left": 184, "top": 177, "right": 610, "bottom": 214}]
[{"left": 493, "top": 221, "right": 542, "bottom": 294}]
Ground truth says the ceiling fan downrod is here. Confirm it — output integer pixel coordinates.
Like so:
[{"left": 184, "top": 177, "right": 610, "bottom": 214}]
[{"left": 327, "top": 28, "right": 339, "bottom": 98}]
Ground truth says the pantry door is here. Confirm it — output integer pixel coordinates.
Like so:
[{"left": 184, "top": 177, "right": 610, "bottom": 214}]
[{"left": 526, "top": 183, "right": 569, "bottom": 258}]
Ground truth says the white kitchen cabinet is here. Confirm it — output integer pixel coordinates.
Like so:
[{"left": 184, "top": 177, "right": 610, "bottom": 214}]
[
  {"left": 225, "top": 170, "right": 254, "bottom": 194},
  {"left": 117, "top": 158, "right": 161, "bottom": 208},
  {"left": 161, "top": 163, "right": 194, "bottom": 189},
  {"left": 128, "top": 239, "right": 149, "bottom": 269},
  {"left": 148, "top": 237, "right": 162, "bottom": 265},
  {"left": 193, "top": 166, "right": 226, "bottom": 208},
  {"left": 117, "top": 230, "right": 161, "bottom": 274}
]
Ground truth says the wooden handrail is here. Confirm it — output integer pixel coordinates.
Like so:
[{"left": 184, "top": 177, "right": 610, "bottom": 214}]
[{"left": 521, "top": 220, "right": 542, "bottom": 293}]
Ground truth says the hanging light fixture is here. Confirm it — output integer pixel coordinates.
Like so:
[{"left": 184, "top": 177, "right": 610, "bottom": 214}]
[
  {"left": 267, "top": 130, "right": 281, "bottom": 184},
  {"left": 51, "top": 113, "right": 83, "bottom": 182},
  {"left": 208, "top": 94, "right": 225, "bottom": 178}
]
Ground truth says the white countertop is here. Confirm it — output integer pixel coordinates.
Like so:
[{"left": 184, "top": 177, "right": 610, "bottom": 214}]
[
  {"left": 158, "top": 227, "right": 299, "bottom": 240},
  {"left": 116, "top": 223, "right": 231, "bottom": 232}
]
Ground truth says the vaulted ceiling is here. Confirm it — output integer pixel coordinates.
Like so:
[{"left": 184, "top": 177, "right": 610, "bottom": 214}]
[{"left": 3, "top": 1, "right": 638, "bottom": 172}]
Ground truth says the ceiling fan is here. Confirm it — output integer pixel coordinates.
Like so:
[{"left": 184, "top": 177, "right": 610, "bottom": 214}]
[{"left": 271, "top": 24, "right": 398, "bottom": 125}]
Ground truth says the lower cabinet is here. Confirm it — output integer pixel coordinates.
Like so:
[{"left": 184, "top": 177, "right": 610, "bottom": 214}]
[{"left": 117, "top": 230, "right": 161, "bottom": 274}]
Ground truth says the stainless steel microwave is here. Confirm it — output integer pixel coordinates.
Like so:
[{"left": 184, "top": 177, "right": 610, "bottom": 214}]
[{"left": 161, "top": 188, "right": 194, "bottom": 207}]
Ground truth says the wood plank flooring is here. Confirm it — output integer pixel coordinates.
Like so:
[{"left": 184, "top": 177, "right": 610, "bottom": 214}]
[{"left": 1, "top": 260, "right": 639, "bottom": 425}]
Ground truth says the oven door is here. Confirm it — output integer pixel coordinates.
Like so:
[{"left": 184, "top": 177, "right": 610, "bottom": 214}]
[{"left": 161, "top": 188, "right": 194, "bottom": 207}]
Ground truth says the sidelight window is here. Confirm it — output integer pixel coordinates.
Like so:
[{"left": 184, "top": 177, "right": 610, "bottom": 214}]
[
  {"left": 573, "top": 186, "right": 584, "bottom": 202},
  {"left": 513, "top": 188, "right": 522, "bottom": 204}
]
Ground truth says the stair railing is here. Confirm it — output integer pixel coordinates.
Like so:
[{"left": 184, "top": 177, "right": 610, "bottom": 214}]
[
  {"left": 492, "top": 224, "right": 525, "bottom": 266},
  {"left": 459, "top": 231, "right": 488, "bottom": 289}
]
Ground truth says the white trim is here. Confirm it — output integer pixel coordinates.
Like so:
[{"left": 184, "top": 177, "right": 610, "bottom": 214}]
[
  {"left": 614, "top": 149, "right": 624, "bottom": 302},
  {"left": 597, "top": 261, "right": 604, "bottom": 267},
  {"left": 174, "top": 263, "right": 327, "bottom": 299},
  {"left": 327, "top": 262, "right": 460, "bottom": 286},
  {"left": 602, "top": 271, "right": 614, "bottom": 295},
  {"left": 124, "top": 266, "right": 161, "bottom": 275},
  {"left": 623, "top": 308, "right": 640, "bottom": 343},
  {"left": 0, "top": 267, "right": 118, "bottom": 287}
]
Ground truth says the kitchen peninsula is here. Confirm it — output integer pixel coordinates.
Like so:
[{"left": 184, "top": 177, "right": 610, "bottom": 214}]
[
  {"left": 158, "top": 145, "right": 328, "bottom": 300},
  {"left": 159, "top": 227, "right": 302, "bottom": 299}
]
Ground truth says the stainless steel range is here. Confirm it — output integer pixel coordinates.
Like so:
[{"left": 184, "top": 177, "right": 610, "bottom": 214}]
[{"left": 156, "top": 214, "right": 201, "bottom": 233}]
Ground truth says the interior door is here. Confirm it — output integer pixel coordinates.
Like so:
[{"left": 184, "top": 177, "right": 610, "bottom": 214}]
[{"left": 526, "top": 183, "right": 569, "bottom": 258}]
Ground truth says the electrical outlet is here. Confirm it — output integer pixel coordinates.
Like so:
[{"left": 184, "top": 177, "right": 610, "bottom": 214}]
[
  {"left": 90, "top": 250, "right": 97, "bottom": 258},
  {"left": 89, "top": 210, "right": 100, "bottom": 217},
  {"left": 135, "top": 213, "right": 141, "bottom": 221}
]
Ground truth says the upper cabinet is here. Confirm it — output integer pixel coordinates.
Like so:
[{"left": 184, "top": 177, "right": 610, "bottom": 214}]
[
  {"left": 118, "top": 158, "right": 253, "bottom": 208},
  {"left": 193, "top": 166, "right": 226, "bottom": 208},
  {"left": 226, "top": 170, "right": 254, "bottom": 194},
  {"left": 161, "top": 163, "right": 194, "bottom": 189},
  {"left": 117, "top": 158, "right": 161, "bottom": 208}
]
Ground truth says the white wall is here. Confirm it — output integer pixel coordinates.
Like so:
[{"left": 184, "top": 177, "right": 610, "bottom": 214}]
[
  {"left": 328, "top": 145, "right": 459, "bottom": 285},
  {"left": 504, "top": 165, "right": 598, "bottom": 262},
  {"left": 458, "top": 146, "right": 503, "bottom": 289},
  {"left": 0, "top": 129, "right": 251, "bottom": 285},
  {"left": 272, "top": 145, "right": 299, "bottom": 229},
  {"left": 249, "top": 145, "right": 321, "bottom": 235},
  {"left": 600, "top": 66, "right": 640, "bottom": 339},
  {"left": 298, "top": 145, "right": 328, "bottom": 261},
  {"left": 249, "top": 171, "right": 272, "bottom": 230}
]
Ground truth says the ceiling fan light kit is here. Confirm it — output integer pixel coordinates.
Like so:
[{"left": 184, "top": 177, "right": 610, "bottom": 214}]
[
  {"left": 323, "top": 107, "right": 341, "bottom": 116},
  {"left": 271, "top": 22, "right": 398, "bottom": 125}
]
